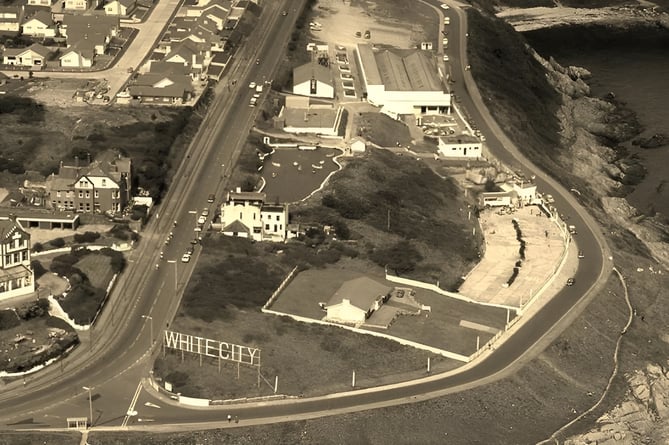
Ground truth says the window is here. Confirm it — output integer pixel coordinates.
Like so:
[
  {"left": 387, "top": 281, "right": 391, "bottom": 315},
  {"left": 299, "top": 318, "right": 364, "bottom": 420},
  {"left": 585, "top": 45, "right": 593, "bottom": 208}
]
[
  {"left": 276, "top": 215, "right": 280, "bottom": 221},
  {"left": 85, "top": 192, "right": 90, "bottom": 198},
  {"left": 265, "top": 224, "right": 270, "bottom": 230},
  {"left": 22, "top": 251, "right": 28, "bottom": 261},
  {"left": 56, "top": 191, "right": 61, "bottom": 197},
  {"left": 94, "top": 190, "right": 99, "bottom": 198},
  {"left": 102, "top": 179, "right": 106, "bottom": 186},
  {"left": 13, "top": 253, "right": 20, "bottom": 263},
  {"left": 79, "top": 191, "right": 83, "bottom": 198},
  {"left": 4, "top": 254, "right": 11, "bottom": 265}
]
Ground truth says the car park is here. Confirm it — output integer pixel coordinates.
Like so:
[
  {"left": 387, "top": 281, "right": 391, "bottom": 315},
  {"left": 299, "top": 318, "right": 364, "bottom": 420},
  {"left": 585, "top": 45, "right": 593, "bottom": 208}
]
[
  {"left": 181, "top": 254, "right": 191, "bottom": 263},
  {"left": 566, "top": 278, "right": 575, "bottom": 286}
]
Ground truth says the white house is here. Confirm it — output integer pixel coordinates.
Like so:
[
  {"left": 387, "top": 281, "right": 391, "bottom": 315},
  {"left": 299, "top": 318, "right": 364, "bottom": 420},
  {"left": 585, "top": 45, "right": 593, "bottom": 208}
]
[
  {"left": 438, "top": 136, "right": 482, "bottom": 159},
  {"left": 325, "top": 277, "right": 392, "bottom": 325},
  {"left": 500, "top": 181, "right": 538, "bottom": 205},
  {"left": 2, "top": 43, "right": 50, "bottom": 67},
  {"left": 21, "top": 10, "right": 56, "bottom": 38},
  {"left": 60, "top": 46, "right": 94, "bottom": 68},
  {"left": 350, "top": 137, "right": 366, "bottom": 153},
  {"left": 104, "top": 0, "right": 136, "bottom": 16},
  {"left": 292, "top": 62, "right": 334, "bottom": 99},
  {"left": 0, "top": 5, "right": 24, "bottom": 34},
  {"left": 0, "top": 218, "right": 34, "bottom": 303},
  {"left": 220, "top": 188, "right": 288, "bottom": 242},
  {"left": 480, "top": 191, "right": 513, "bottom": 208}
]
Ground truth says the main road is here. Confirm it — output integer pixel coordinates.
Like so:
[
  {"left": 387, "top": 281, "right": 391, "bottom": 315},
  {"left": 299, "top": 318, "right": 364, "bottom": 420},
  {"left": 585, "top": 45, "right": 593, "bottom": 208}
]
[{"left": 0, "top": 0, "right": 611, "bottom": 431}]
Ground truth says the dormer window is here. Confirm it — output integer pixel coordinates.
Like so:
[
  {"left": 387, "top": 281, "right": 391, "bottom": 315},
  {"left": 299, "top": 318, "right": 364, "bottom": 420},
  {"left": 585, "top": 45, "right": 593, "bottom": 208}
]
[{"left": 102, "top": 179, "right": 106, "bottom": 186}]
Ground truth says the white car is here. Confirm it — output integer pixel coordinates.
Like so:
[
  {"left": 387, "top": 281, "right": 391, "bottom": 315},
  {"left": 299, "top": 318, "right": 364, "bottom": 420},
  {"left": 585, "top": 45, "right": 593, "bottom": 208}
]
[
  {"left": 181, "top": 254, "right": 191, "bottom": 263},
  {"left": 443, "top": 54, "right": 449, "bottom": 62},
  {"left": 201, "top": 208, "right": 209, "bottom": 217},
  {"left": 248, "top": 81, "right": 257, "bottom": 89},
  {"left": 197, "top": 215, "right": 206, "bottom": 225},
  {"left": 441, "top": 3, "right": 450, "bottom": 9}
]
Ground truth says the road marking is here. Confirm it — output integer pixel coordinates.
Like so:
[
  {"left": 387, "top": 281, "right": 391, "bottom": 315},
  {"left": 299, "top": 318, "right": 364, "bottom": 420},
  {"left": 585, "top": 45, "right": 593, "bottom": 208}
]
[{"left": 121, "top": 381, "right": 143, "bottom": 427}]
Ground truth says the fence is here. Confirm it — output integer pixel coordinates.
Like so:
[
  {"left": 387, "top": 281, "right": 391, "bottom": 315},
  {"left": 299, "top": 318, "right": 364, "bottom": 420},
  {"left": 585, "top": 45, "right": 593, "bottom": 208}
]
[{"left": 262, "top": 266, "right": 298, "bottom": 310}]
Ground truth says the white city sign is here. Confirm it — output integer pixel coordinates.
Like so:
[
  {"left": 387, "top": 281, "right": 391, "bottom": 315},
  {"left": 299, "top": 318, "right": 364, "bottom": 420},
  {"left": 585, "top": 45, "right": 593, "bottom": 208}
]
[{"left": 164, "top": 330, "right": 260, "bottom": 366}]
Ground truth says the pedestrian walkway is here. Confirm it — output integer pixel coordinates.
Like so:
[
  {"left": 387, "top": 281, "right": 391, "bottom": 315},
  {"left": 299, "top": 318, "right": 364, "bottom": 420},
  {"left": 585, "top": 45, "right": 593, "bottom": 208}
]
[{"left": 459, "top": 206, "right": 567, "bottom": 307}]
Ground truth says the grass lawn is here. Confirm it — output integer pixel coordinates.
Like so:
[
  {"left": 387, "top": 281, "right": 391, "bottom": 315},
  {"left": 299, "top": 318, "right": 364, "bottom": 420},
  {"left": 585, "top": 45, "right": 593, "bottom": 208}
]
[
  {"left": 0, "top": 432, "right": 79, "bottom": 445},
  {"left": 357, "top": 112, "right": 413, "bottom": 147},
  {"left": 271, "top": 264, "right": 508, "bottom": 356},
  {"left": 75, "top": 254, "right": 114, "bottom": 289}
]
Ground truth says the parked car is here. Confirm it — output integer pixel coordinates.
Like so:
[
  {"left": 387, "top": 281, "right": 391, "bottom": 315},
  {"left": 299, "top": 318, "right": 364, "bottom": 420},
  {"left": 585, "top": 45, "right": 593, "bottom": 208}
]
[
  {"left": 181, "top": 254, "right": 191, "bottom": 263},
  {"left": 578, "top": 251, "right": 584, "bottom": 259},
  {"left": 208, "top": 193, "right": 215, "bottom": 203},
  {"left": 281, "top": 10, "right": 287, "bottom": 16},
  {"left": 197, "top": 215, "right": 206, "bottom": 225},
  {"left": 566, "top": 278, "right": 575, "bottom": 286},
  {"left": 248, "top": 81, "right": 257, "bottom": 89},
  {"left": 202, "top": 208, "right": 209, "bottom": 217}
]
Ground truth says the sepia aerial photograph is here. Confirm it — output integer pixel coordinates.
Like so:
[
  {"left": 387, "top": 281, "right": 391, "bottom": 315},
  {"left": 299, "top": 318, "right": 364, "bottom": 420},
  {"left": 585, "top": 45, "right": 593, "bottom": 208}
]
[{"left": 0, "top": 0, "right": 668, "bottom": 443}]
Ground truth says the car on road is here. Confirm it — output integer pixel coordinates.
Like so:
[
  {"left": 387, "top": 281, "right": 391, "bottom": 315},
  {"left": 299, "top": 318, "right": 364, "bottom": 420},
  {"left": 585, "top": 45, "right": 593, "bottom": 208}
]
[
  {"left": 181, "top": 254, "right": 191, "bottom": 263},
  {"left": 578, "top": 250, "right": 585, "bottom": 259},
  {"left": 190, "top": 238, "right": 198, "bottom": 245},
  {"left": 197, "top": 215, "right": 206, "bottom": 225},
  {"left": 248, "top": 81, "right": 257, "bottom": 89},
  {"left": 208, "top": 193, "right": 215, "bottom": 203},
  {"left": 441, "top": 4, "right": 450, "bottom": 9},
  {"left": 566, "top": 278, "right": 575, "bottom": 286},
  {"left": 443, "top": 54, "right": 449, "bottom": 62},
  {"left": 281, "top": 10, "right": 287, "bottom": 16},
  {"left": 255, "top": 58, "right": 260, "bottom": 65},
  {"left": 249, "top": 97, "right": 258, "bottom": 107},
  {"left": 186, "top": 246, "right": 194, "bottom": 255},
  {"left": 201, "top": 208, "right": 209, "bottom": 217}
]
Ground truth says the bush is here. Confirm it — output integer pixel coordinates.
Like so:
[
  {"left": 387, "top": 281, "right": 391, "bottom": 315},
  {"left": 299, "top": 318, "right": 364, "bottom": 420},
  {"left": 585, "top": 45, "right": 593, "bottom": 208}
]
[
  {"left": 32, "top": 242, "right": 44, "bottom": 252},
  {"left": 16, "top": 299, "right": 50, "bottom": 321},
  {"left": 370, "top": 241, "right": 423, "bottom": 276},
  {"left": 59, "top": 283, "right": 106, "bottom": 325},
  {"left": 31, "top": 259, "right": 47, "bottom": 279},
  {"left": 73, "top": 231, "right": 100, "bottom": 243},
  {"left": 99, "top": 247, "right": 126, "bottom": 273},
  {"left": 51, "top": 237, "right": 66, "bottom": 248},
  {"left": 0, "top": 309, "right": 20, "bottom": 330}
]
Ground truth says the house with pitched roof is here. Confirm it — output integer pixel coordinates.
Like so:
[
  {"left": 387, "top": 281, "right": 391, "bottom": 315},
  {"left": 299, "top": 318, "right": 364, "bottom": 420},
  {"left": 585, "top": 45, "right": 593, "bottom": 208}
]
[
  {"left": 0, "top": 5, "right": 24, "bottom": 34},
  {"left": 3, "top": 43, "right": 50, "bottom": 67},
  {"left": 325, "top": 277, "right": 392, "bottom": 324},
  {"left": 0, "top": 217, "right": 34, "bottom": 303},
  {"left": 126, "top": 73, "right": 194, "bottom": 104},
  {"left": 220, "top": 188, "right": 288, "bottom": 242},
  {"left": 104, "top": 0, "right": 136, "bottom": 17},
  {"left": 64, "top": 0, "right": 100, "bottom": 11},
  {"left": 45, "top": 152, "right": 132, "bottom": 215},
  {"left": 21, "top": 10, "right": 56, "bottom": 38},
  {"left": 59, "top": 43, "right": 94, "bottom": 67},
  {"left": 61, "top": 14, "right": 119, "bottom": 55},
  {"left": 186, "top": 0, "right": 231, "bottom": 25},
  {"left": 293, "top": 62, "right": 334, "bottom": 99},
  {"left": 27, "top": 0, "right": 55, "bottom": 6},
  {"left": 162, "top": 39, "right": 205, "bottom": 77}
]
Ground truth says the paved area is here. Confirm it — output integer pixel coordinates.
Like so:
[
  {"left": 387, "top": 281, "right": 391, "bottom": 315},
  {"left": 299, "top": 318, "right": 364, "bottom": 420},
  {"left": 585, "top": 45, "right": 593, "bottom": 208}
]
[{"left": 459, "top": 205, "right": 572, "bottom": 308}]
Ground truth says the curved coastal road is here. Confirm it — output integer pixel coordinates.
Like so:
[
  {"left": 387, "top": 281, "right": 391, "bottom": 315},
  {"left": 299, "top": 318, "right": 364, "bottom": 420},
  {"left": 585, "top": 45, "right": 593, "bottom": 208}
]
[{"left": 0, "top": 0, "right": 611, "bottom": 432}]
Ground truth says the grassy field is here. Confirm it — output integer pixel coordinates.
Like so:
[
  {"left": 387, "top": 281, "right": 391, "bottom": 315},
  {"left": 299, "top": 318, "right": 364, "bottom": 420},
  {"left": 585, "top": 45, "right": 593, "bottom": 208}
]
[
  {"left": 356, "top": 112, "right": 413, "bottom": 147},
  {"left": 272, "top": 265, "right": 508, "bottom": 355},
  {"left": 74, "top": 254, "right": 114, "bottom": 289},
  {"left": 0, "top": 432, "right": 79, "bottom": 445}
]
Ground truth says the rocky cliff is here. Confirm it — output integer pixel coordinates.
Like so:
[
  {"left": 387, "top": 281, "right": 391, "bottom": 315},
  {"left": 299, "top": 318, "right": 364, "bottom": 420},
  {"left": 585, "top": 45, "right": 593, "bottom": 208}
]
[{"left": 528, "top": 36, "right": 669, "bottom": 445}]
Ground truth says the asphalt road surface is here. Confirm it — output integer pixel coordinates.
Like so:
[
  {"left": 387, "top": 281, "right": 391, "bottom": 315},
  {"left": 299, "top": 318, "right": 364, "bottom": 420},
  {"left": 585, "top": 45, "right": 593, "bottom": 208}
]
[{"left": 0, "top": 0, "right": 611, "bottom": 431}]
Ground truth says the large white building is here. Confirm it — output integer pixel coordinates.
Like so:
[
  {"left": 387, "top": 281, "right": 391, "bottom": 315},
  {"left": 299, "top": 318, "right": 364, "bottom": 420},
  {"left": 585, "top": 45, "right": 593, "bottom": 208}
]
[
  {"left": 0, "top": 218, "right": 34, "bottom": 302},
  {"left": 355, "top": 43, "right": 451, "bottom": 120},
  {"left": 220, "top": 189, "right": 288, "bottom": 242},
  {"left": 292, "top": 62, "right": 334, "bottom": 99}
]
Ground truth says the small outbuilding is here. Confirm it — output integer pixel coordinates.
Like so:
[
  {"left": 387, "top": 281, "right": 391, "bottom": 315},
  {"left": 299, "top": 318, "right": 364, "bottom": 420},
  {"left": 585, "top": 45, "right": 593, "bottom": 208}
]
[{"left": 350, "top": 137, "right": 366, "bottom": 153}]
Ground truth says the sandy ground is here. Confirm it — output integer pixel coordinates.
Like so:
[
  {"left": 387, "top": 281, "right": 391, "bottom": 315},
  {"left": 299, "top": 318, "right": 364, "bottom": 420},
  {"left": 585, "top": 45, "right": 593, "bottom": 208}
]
[
  {"left": 311, "top": 0, "right": 422, "bottom": 49},
  {"left": 496, "top": 4, "right": 669, "bottom": 32}
]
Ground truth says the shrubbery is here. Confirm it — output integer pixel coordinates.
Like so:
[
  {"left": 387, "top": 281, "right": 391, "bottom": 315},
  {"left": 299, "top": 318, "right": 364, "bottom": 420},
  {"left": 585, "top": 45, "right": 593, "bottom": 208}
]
[
  {"left": 73, "top": 231, "right": 100, "bottom": 243},
  {"left": 51, "top": 237, "right": 65, "bottom": 248},
  {"left": 370, "top": 241, "right": 423, "bottom": 276},
  {"left": 0, "top": 309, "right": 20, "bottom": 331},
  {"left": 31, "top": 259, "right": 47, "bottom": 279}
]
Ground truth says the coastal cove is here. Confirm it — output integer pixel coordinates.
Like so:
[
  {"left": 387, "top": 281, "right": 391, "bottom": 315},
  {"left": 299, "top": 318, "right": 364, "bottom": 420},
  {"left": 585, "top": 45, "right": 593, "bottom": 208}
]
[{"left": 524, "top": 25, "right": 669, "bottom": 220}]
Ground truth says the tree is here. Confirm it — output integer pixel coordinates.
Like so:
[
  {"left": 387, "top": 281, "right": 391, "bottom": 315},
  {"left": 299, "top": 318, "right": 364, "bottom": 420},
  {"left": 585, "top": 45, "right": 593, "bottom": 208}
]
[{"left": 370, "top": 241, "right": 423, "bottom": 276}]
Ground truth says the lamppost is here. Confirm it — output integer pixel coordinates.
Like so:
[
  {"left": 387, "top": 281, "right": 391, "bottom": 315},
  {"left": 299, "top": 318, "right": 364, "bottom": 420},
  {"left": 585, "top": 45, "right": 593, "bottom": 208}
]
[
  {"left": 82, "top": 386, "right": 93, "bottom": 428},
  {"left": 141, "top": 314, "right": 154, "bottom": 345}
]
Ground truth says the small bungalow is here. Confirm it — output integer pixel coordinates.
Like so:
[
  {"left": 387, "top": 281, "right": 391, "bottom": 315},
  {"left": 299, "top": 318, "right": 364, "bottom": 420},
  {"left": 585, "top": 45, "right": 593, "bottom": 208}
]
[
  {"left": 325, "top": 277, "right": 392, "bottom": 325},
  {"left": 60, "top": 44, "right": 94, "bottom": 68},
  {"left": 127, "top": 73, "right": 194, "bottom": 104},
  {"left": 104, "top": 0, "right": 136, "bottom": 17},
  {"left": 2, "top": 43, "right": 50, "bottom": 68},
  {"left": 21, "top": 10, "right": 56, "bottom": 38},
  {"left": 0, "top": 5, "right": 24, "bottom": 34}
]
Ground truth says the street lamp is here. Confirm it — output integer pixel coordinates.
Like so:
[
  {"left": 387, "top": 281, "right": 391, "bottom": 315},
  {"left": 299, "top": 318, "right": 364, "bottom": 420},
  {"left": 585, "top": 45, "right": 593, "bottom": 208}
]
[
  {"left": 82, "top": 386, "right": 93, "bottom": 428},
  {"left": 141, "top": 315, "right": 154, "bottom": 345}
]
